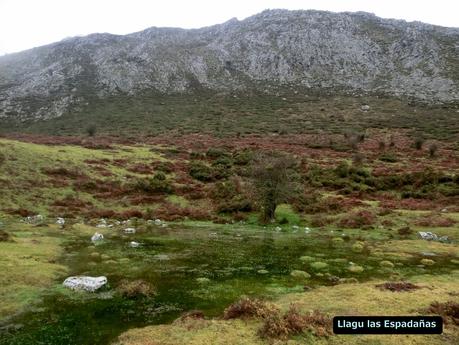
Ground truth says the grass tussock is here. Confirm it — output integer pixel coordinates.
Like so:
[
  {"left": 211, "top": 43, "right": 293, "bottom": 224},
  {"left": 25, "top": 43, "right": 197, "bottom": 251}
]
[
  {"left": 259, "top": 305, "right": 332, "bottom": 339},
  {"left": 223, "top": 297, "right": 278, "bottom": 320},
  {"left": 427, "top": 301, "right": 459, "bottom": 326},
  {"left": 117, "top": 279, "right": 156, "bottom": 298}
]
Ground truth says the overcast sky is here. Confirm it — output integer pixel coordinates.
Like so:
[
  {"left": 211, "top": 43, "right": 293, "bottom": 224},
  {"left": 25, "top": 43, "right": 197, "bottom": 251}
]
[{"left": 1, "top": 0, "right": 458, "bottom": 55}]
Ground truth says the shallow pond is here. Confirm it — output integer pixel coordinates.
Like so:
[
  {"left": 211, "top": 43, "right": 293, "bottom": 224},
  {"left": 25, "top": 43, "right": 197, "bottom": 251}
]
[{"left": 0, "top": 224, "right": 456, "bottom": 345}]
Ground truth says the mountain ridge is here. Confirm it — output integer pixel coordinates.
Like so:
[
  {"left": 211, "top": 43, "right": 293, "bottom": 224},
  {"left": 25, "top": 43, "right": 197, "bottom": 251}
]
[{"left": 1, "top": 9, "right": 458, "bottom": 122}]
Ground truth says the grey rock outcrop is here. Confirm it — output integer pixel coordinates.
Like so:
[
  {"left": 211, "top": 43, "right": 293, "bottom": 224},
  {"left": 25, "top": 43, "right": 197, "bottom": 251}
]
[{"left": 0, "top": 9, "right": 458, "bottom": 121}]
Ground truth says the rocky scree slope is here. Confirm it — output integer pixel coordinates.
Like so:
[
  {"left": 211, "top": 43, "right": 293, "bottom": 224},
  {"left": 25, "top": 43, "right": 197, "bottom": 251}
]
[{"left": 0, "top": 9, "right": 458, "bottom": 121}]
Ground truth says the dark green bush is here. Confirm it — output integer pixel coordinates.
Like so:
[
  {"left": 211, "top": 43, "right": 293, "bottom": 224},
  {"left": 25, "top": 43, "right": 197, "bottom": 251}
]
[
  {"left": 233, "top": 149, "right": 254, "bottom": 165},
  {"left": 206, "top": 147, "right": 229, "bottom": 159},
  {"left": 189, "top": 161, "right": 213, "bottom": 181}
]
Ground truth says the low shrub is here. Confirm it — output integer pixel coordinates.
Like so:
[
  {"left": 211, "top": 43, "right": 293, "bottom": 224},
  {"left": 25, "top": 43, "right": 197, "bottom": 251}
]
[
  {"left": 117, "top": 279, "right": 156, "bottom": 298},
  {"left": 216, "top": 198, "right": 252, "bottom": 214},
  {"left": 428, "top": 143, "right": 438, "bottom": 158},
  {"left": 414, "top": 214, "right": 456, "bottom": 227},
  {"left": 397, "top": 226, "right": 413, "bottom": 236},
  {"left": 427, "top": 301, "right": 459, "bottom": 325},
  {"left": 206, "top": 147, "right": 229, "bottom": 159},
  {"left": 375, "top": 281, "right": 421, "bottom": 292},
  {"left": 223, "top": 297, "right": 278, "bottom": 320},
  {"left": 338, "top": 210, "right": 376, "bottom": 228},
  {"left": 0, "top": 229, "right": 11, "bottom": 242},
  {"left": 189, "top": 161, "right": 213, "bottom": 182},
  {"left": 259, "top": 305, "right": 332, "bottom": 339}
]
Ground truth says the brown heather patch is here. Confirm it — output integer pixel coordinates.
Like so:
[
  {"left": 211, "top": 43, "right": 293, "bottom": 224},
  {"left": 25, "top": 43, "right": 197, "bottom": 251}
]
[
  {"left": 223, "top": 297, "right": 278, "bottom": 320},
  {"left": 414, "top": 213, "right": 456, "bottom": 227},
  {"left": 153, "top": 203, "right": 211, "bottom": 221},
  {"left": 117, "top": 279, "right": 156, "bottom": 298},
  {"left": 426, "top": 301, "right": 459, "bottom": 326},
  {"left": 126, "top": 163, "right": 154, "bottom": 174},
  {"left": 5, "top": 208, "right": 36, "bottom": 217},
  {"left": 375, "top": 281, "right": 421, "bottom": 292},
  {"left": 258, "top": 305, "right": 332, "bottom": 339},
  {"left": 338, "top": 210, "right": 376, "bottom": 228}
]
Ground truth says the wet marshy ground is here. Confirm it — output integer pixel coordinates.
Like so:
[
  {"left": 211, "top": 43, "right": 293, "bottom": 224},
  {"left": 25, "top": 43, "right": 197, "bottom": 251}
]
[{"left": 0, "top": 224, "right": 457, "bottom": 345}]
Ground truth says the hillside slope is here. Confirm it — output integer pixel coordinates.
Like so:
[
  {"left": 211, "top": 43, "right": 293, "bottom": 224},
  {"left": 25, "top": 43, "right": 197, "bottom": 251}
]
[{"left": 0, "top": 9, "right": 458, "bottom": 123}]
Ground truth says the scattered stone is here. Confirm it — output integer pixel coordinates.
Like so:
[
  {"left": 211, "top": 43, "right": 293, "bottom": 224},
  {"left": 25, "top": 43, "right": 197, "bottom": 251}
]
[
  {"left": 274, "top": 226, "right": 282, "bottom": 232},
  {"left": 154, "top": 219, "right": 162, "bottom": 225},
  {"left": 361, "top": 104, "right": 370, "bottom": 111},
  {"left": 379, "top": 260, "right": 395, "bottom": 268},
  {"left": 421, "top": 252, "right": 437, "bottom": 257},
  {"left": 63, "top": 276, "right": 107, "bottom": 292},
  {"left": 129, "top": 241, "right": 140, "bottom": 248},
  {"left": 96, "top": 219, "right": 107, "bottom": 228},
  {"left": 91, "top": 232, "right": 104, "bottom": 243},
  {"left": 124, "top": 228, "right": 136, "bottom": 234},
  {"left": 290, "top": 270, "right": 311, "bottom": 279},
  {"left": 209, "top": 232, "right": 218, "bottom": 238},
  {"left": 25, "top": 215, "right": 44, "bottom": 224},
  {"left": 421, "top": 259, "right": 435, "bottom": 266},
  {"left": 56, "top": 217, "right": 65, "bottom": 226},
  {"left": 418, "top": 231, "right": 449, "bottom": 243}
]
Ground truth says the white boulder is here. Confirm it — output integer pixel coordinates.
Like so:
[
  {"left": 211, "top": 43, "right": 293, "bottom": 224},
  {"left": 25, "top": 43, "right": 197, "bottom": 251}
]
[
  {"left": 154, "top": 219, "right": 162, "bottom": 225},
  {"left": 91, "top": 232, "right": 104, "bottom": 242},
  {"left": 63, "top": 276, "right": 107, "bottom": 292},
  {"left": 129, "top": 241, "right": 140, "bottom": 248},
  {"left": 56, "top": 217, "right": 65, "bottom": 226},
  {"left": 124, "top": 227, "right": 136, "bottom": 234}
]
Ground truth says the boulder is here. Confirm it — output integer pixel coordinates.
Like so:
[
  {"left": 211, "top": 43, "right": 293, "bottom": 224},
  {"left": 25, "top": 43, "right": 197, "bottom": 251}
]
[
  {"left": 91, "top": 232, "right": 104, "bottom": 242},
  {"left": 418, "top": 231, "right": 449, "bottom": 243},
  {"left": 63, "top": 276, "right": 107, "bottom": 292},
  {"left": 124, "top": 228, "right": 136, "bottom": 234},
  {"left": 129, "top": 241, "right": 140, "bottom": 248},
  {"left": 56, "top": 217, "right": 65, "bottom": 226},
  {"left": 154, "top": 219, "right": 162, "bottom": 225}
]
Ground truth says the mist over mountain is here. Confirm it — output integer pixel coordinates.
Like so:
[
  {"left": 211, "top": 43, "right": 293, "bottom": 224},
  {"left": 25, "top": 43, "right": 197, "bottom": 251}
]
[{"left": 0, "top": 9, "right": 458, "bottom": 122}]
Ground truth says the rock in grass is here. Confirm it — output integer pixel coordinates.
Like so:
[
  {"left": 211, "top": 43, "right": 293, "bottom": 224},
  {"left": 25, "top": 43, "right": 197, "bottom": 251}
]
[
  {"left": 421, "top": 259, "right": 435, "bottom": 266},
  {"left": 124, "top": 228, "right": 136, "bottom": 234},
  {"left": 129, "top": 241, "right": 140, "bottom": 248},
  {"left": 310, "top": 261, "right": 328, "bottom": 270},
  {"left": 347, "top": 265, "right": 364, "bottom": 273},
  {"left": 63, "top": 276, "right": 107, "bottom": 292},
  {"left": 91, "top": 232, "right": 104, "bottom": 243},
  {"left": 257, "top": 269, "right": 269, "bottom": 275},
  {"left": 290, "top": 270, "right": 311, "bottom": 279},
  {"left": 379, "top": 260, "right": 395, "bottom": 268}
]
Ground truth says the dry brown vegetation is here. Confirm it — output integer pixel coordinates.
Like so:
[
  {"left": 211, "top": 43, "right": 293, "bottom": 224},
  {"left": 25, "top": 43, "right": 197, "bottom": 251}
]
[{"left": 375, "top": 281, "right": 421, "bottom": 292}]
